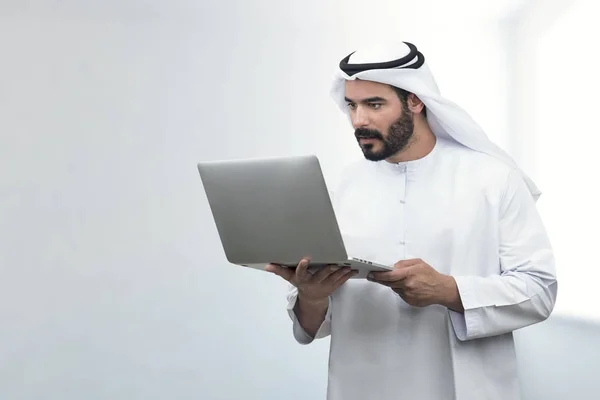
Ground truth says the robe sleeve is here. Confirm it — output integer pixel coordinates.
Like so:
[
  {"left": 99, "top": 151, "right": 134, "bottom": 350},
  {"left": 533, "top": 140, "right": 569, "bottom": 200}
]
[
  {"left": 286, "top": 284, "right": 332, "bottom": 344},
  {"left": 448, "top": 169, "right": 558, "bottom": 341}
]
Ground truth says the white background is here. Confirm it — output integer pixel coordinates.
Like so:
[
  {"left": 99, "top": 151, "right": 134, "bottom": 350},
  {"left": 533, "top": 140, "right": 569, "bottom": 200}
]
[{"left": 528, "top": 0, "right": 599, "bottom": 322}]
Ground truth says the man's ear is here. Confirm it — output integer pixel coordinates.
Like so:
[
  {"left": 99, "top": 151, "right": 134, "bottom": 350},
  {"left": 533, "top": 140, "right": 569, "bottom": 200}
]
[{"left": 407, "top": 93, "right": 425, "bottom": 114}]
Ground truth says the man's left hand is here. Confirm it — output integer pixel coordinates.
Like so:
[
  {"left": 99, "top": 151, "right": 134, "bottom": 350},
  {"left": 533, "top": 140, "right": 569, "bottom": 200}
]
[{"left": 368, "top": 259, "right": 464, "bottom": 311}]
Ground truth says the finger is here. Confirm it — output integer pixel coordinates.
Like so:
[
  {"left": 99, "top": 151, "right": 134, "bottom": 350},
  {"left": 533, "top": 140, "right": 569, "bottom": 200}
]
[
  {"left": 368, "top": 267, "right": 412, "bottom": 282},
  {"left": 265, "top": 264, "right": 294, "bottom": 281},
  {"left": 313, "top": 264, "right": 343, "bottom": 282},
  {"left": 368, "top": 277, "right": 400, "bottom": 288},
  {"left": 322, "top": 266, "right": 353, "bottom": 285},
  {"left": 331, "top": 269, "right": 359, "bottom": 289},
  {"left": 295, "top": 258, "right": 312, "bottom": 283},
  {"left": 393, "top": 258, "right": 422, "bottom": 269}
]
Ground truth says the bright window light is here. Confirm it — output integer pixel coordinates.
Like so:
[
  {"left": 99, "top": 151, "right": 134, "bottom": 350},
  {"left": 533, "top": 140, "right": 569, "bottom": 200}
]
[{"left": 531, "top": 0, "right": 600, "bottom": 322}]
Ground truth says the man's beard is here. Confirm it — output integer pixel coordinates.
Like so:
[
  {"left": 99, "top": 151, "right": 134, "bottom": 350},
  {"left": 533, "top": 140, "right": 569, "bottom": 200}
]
[{"left": 354, "top": 111, "right": 414, "bottom": 162}]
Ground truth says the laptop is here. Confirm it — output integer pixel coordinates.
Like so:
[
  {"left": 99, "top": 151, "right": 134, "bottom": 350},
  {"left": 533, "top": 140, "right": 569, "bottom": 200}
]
[{"left": 197, "top": 154, "right": 393, "bottom": 279}]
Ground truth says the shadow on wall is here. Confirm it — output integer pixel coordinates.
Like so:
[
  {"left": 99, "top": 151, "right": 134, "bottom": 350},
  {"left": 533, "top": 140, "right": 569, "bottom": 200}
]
[{"left": 515, "top": 314, "right": 600, "bottom": 400}]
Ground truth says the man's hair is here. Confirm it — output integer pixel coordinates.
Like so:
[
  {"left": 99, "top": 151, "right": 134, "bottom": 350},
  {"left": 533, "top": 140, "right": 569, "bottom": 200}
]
[{"left": 392, "top": 86, "right": 427, "bottom": 117}]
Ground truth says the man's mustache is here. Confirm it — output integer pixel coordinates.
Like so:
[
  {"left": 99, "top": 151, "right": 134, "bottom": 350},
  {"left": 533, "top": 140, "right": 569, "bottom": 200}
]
[{"left": 355, "top": 128, "right": 384, "bottom": 140}]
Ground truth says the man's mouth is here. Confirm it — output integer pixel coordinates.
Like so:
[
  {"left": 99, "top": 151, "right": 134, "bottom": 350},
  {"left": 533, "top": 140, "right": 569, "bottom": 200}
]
[{"left": 358, "top": 137, "right": 379, "bottom": 143}]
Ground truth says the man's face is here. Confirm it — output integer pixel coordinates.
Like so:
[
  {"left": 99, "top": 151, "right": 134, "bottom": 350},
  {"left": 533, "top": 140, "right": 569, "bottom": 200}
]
[{"left": 344, "top": 80, "right": 414, "bottom": 161}]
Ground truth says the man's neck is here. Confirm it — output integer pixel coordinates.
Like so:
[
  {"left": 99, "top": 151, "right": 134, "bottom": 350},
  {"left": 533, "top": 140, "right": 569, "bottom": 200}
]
[{"left": 385, "top": 128, "right": 437, "bottom": 163}]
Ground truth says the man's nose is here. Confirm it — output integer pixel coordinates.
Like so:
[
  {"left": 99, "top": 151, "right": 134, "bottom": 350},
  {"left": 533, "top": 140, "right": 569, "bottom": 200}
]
[{"left": 351, "top": 107, "right": 369, "bottom": 129}]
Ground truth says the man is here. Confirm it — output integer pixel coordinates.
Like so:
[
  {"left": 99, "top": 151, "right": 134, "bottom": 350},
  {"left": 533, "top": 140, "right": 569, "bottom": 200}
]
[{"left": 265, "top": 41, "right": 557, "bottom": 400}]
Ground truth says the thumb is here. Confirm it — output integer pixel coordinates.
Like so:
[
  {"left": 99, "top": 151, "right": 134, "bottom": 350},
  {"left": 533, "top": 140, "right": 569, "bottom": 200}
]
[{"left": 393, "top": 258, "right": 422, "bottom": 269}]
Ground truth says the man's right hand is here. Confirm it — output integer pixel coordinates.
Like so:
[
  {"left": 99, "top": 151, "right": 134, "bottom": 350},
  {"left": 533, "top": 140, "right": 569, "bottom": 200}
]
[{"left": 265, "top": 258, "right": 357, "bottom": 303}]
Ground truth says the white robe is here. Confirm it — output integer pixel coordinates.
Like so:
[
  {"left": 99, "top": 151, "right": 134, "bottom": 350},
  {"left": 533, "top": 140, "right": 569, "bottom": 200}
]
[{"left": 285, "top": 138, "right": 557, "bottom": 400}]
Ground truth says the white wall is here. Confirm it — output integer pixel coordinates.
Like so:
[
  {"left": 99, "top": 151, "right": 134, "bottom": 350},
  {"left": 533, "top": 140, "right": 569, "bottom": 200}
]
[
  {"left": 515, "top": 315, "right": 600, "bottom": 400},
  {"left": 506, "top": 0, "right": 600, "bottom": 321},
  {"left": 0, "top": 2, "right": 515, "bottom": 399},
  {"left": 507, "top": 1, "right": 600, "bottom": 399}
]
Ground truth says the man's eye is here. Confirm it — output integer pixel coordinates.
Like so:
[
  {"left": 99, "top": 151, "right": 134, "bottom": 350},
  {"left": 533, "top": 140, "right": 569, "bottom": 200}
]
[
  {"left": 369, "top": 103, "right": 382, "bottom": 109},
  {"left": 347, "top": 103, "right": 357, "bottom": 110}
]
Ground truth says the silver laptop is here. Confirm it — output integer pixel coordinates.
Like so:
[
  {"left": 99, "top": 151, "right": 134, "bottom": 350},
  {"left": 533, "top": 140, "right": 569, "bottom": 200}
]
[{"left": 197, "top": 154, "right": 393, "bottom": 279}]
